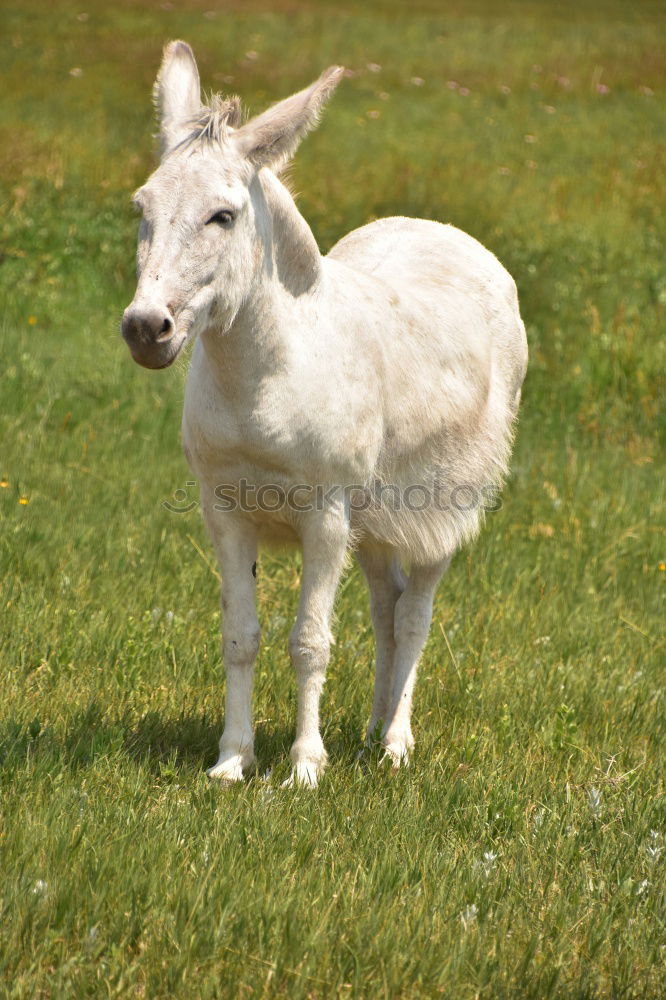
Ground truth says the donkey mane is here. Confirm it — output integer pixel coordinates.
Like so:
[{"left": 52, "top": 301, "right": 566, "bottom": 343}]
[
  {"left": 180, "top": 94, "right": 243, "bottom": 148},
  {"left": 175, "top": 97, "right": 299, "bottom": 195}
]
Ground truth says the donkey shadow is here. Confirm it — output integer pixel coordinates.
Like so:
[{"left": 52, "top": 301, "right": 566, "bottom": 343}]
[{"left": 0, "top": 701, "right": 365, "bottom": 781}]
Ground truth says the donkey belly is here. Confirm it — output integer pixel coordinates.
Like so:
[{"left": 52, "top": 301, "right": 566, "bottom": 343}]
[{"left": 329, "top": 217, "right": 527, "bottom": 563}]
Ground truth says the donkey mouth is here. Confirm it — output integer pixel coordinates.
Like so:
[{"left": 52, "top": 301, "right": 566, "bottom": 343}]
[{"left": 128, "top": 331, "right": 187, "bottom": 370}]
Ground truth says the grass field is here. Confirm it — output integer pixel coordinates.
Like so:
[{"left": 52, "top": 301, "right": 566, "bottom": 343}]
[{"left": 1, "top": 0, "right": 665, "bottom": 996}]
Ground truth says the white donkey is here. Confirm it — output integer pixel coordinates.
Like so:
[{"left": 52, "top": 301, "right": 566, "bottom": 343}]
[{"left": 122, "top": 41, "right": 527, "bottom": 786}]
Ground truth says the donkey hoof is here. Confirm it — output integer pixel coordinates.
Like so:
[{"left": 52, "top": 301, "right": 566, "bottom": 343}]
[
  {"left": 206, "top": 753, "right": 252, "bottom": 783},
  {"left": 380, "top": 741, "right": 411, "bottom": 772},
  {"left": 281, "top": 760, "right": 322, "bottom": 788}
]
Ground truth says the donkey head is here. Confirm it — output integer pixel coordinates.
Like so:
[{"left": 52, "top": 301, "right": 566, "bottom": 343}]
[{"left": 121, "top": 41, "right": 343, "bottom": 369}]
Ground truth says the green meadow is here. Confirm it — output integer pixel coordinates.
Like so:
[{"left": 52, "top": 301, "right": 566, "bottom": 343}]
[{"left": 0, "top": 0, "right": 664, "bottom": 996}]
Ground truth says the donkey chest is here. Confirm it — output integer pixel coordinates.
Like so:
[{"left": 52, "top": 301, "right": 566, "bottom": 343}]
[
  {"left": 181, "top": 347, "right": 375, "bottom": 486},
  {"left": 182, "top": 382, "right": 290, "bottom": 483}
]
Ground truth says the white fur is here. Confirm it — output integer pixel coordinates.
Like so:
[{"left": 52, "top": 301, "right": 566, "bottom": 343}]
[{"left": 122, "top": 42, "right": 528, "bottom": 785}]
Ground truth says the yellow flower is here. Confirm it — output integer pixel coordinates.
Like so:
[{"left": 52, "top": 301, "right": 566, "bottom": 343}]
[
  {"left": 529, "top": 522, "right": 554, "bottom": 539},
  {"left": 659, "top": 561, "right": 666, "bottom": 572},
  {"left": 0, "top": 479, "right": 8, "bottom": 488},
  {"left": 28, "top": 316, "right": 37, "bottom": 325},
  {"left": 18, "top": 496, "right": 29, "bottom": 505}
]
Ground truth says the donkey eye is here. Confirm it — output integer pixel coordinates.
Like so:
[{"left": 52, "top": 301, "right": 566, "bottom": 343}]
[{"left": 207, "top": 210, "right": 235, "bottom": 227}]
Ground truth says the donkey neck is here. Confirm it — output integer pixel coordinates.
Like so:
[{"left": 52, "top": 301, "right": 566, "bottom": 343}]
[
  {"left": 198, "top": 170, "right": 322, "bottom": 396},
  {"left": 257, "top": 168, "right": 321, "bottom": 297}
]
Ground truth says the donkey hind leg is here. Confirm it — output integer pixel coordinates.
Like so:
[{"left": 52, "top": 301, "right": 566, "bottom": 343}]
[
  {"left": 381, "top": 555, "right": 451, "bottom": 767},
  {"left": 203, "top": 507, "right": 260, "bottom": 782},
  {"left": 356, "top": 546, "right": 406, "bottom": 744}
]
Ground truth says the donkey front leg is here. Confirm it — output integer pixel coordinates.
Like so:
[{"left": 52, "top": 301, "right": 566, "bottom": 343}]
[
  {"left": 286, "top": 508, "right": 350, "bottom": 787},
  {"left": 203, "top": 504, "right": 260, "bottom": 782}
]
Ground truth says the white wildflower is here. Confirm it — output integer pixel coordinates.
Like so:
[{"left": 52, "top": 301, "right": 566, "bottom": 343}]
[
  {"left": 482, "top": 850, "right": 498, "bottom": 876},
  {"left": 587, "top": 786, "right": 602, "bottom": 817},
  {"left": 646, "top": 831, "right": 662, "bottom": 864},
  {"left": 532, "top": 808, "right": 546, "bottom": 831}
]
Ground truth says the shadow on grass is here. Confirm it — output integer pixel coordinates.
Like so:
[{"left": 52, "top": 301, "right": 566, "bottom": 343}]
[{"left": 0, "top": 702, "right": 367, "bottom": 779}]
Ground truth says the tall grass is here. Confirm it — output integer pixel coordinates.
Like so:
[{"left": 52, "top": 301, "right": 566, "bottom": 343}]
[{"left": 0, "top": 0, "right": 664, "bottom": 996}]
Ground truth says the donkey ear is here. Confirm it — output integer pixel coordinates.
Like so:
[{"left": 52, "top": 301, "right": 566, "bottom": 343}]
[
  {"left": 234, "top": 66, "right": 344, "bottom": 171},
  {"left": 153, "top": 40, "right": 201, "bottom": 156}
]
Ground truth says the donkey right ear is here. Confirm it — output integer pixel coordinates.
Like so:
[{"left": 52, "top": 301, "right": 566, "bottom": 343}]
[{"left": 153, "top": 40, "right": 201, "bottom": 156}]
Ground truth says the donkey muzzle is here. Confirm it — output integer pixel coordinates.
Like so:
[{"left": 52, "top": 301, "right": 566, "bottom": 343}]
[{"left": 121, "top": 304, "right": 180, "bottom": 369}]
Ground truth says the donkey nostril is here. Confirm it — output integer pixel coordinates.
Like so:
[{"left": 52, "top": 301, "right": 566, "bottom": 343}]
[
  {"left": 155, "top": 314, "right": 174, "bottom": 342},
  {"left": 122, "top": 307, "right": 174, "bottom": 346}
]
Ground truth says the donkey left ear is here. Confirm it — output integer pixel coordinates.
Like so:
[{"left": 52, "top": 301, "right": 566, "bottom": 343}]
[
  {"left": 234, "top": 66, "right": 344, "bottom": 171},
  {"left": 153, "top": 40, "right": 201, "bottom": 156}
]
